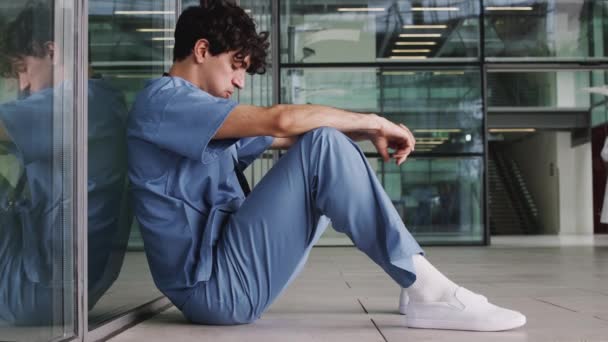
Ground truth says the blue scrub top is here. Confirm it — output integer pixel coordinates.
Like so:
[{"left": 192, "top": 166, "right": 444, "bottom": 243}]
[{"left": 127, "top": 76, "right": 274, "bottom": 307}]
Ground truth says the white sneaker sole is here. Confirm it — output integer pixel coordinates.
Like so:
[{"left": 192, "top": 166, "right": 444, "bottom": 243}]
[{"left": 407, "top": 315, "right": 527, "bottom": 332}]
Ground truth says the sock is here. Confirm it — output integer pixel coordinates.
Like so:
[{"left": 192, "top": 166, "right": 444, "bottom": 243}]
[{"left": 406, "top": 254, "right": 458, "bottom": 303}]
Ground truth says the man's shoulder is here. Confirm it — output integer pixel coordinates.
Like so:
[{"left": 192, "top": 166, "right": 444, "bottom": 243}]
[
  {"left": 133, "top": 77, "right": 181, "bottom": 106},
  {"left": 132, "top": 77, "right": 221, "bottom": 114}
]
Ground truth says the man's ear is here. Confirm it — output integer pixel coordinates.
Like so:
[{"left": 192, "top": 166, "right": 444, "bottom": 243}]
[
  {"left": 193, "top": 39, "right": 210, "bottom": 63},
  {"left": 44, "top": 41, "right": 55, "bottom": 60}
]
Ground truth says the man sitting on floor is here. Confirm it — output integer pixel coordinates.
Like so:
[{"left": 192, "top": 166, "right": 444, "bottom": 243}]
[{"left": 127, "top": 1, "right": 526, "bottom": 331}]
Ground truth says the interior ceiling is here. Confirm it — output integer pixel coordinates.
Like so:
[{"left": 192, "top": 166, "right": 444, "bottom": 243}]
[{"left": 282, "top": 1, "right": 563, "bottom": 59}]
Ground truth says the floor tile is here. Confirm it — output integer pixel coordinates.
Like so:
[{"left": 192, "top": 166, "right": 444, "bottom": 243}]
[{"left": 109, "top": 241, "right": 608, "bottom": 342}]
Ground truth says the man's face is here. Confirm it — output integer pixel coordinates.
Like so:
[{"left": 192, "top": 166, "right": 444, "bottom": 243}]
[
  {"left": 198, "top": 51, "right": 250, "bottom": 99},
  {"left": 11, "top": 53, "right": 54, "bottom": 96}
]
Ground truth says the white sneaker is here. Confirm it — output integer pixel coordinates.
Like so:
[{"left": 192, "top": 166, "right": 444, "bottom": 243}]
[
  {"left": 399, "top": 288, "right": 408, "bottom": 315},
  {"left": 405, "top": 286, "right": 526, "bottom": 332}
]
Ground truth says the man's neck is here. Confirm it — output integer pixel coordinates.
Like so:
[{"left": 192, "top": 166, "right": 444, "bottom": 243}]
[{"left": 167, "top": 60, "right": 203, "bottom": 89}]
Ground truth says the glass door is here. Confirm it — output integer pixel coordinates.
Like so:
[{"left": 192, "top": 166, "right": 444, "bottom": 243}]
[{"left": 0, "top": 0, "right": 79, "bottom": 340}]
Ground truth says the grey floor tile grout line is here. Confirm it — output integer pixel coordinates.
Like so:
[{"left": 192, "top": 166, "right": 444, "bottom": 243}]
[
  {"left": 370, "top": 318, "right": 388, "bottom": 342},
  {"left": 357, "top": 299, "right": 369, "bottom": 314},
  {"left": 592, "top": 315, "right": 608, "bottom": 324},
  {"left": 534, "top": 298, "right": 579, "bottom": 313}
]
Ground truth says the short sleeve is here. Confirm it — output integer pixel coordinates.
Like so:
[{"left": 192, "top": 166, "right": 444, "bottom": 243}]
[
  {"left": 235, "top": 136, "right": 274, "bottom": 170},
  {"left": 152, "top": 86, "right": 238, "bottom": 162},
  {"left": 0, "top": 91, "right": 53, "bottom": 164}
]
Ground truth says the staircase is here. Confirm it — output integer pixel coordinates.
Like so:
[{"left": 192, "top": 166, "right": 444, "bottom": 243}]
[{"left": 489, "top": 145, "right": 541, "bottom": 235}]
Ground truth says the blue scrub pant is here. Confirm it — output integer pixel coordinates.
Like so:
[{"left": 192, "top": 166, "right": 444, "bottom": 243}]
[{"left": 181, "top": 127, "right": 424, "bottom": 325}]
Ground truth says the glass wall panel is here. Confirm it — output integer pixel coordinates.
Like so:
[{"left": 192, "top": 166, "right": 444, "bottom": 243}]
[
  {"left": 382, "top": 157, "right": 484, "bottom": 243},
  {"left": 0, "top": 1, "right": 76, "bottom": 340},
  {"left": 281, "top": 67, "right": 484, "bottom": 154},
  {"left": 281, "top": 0, "right": 480, "bottom": 63},
  {"left": 487, "top": 70, "right": 608, "bottom": 109},
  {"left": 484, "top": 0, "right": 608, "bottom": 61},
  {"left": 87, "top": 0, "right": 170, "bottom": 329},
  {"left": 281, "top": 66, "right": 484, "bottom": 244}
]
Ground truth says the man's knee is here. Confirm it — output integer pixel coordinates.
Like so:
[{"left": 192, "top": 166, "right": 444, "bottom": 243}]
[
  {"left": 302, "top": 127, "right": 352, "bottom": 151},
  {"left": 306, "top": 126, "right": 343, "bottom": 139}
]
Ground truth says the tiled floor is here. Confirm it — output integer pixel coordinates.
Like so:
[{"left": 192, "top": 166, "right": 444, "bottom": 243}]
[
  {"left": 110, "top": 236, "right": 608, "bottom": 342},
  {"left": 0, "top": 252, "right": 162, "bottom": 341},
  {"left": 89, "top": 252, "right": 162, "bottom": 328}
]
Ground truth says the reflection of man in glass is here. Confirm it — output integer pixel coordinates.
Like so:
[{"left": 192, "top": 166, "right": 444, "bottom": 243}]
[
  {"left": 438, "top": 182, "right": 459, "bottom": 227},
  {"left": 0, "top": 2, "right": 129, "bottom": 325},
  {"left": 128, "top": 1, "right": 526, "bottom": 332},
  {"left": 410, "top": 185, "right": 435, "bottom": 227}
]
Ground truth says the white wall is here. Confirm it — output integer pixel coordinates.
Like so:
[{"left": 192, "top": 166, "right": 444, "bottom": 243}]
[
  {"left": 556, "top": 133, "right": 594, "bottom": 235},
  {"left": 551, "top": 53, "right": 594, "bottom": 234}
]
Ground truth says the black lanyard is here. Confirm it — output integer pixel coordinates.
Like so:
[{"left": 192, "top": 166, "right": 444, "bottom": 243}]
[{"left": 233, "top": 158, "right": 251, "bottom": 197}]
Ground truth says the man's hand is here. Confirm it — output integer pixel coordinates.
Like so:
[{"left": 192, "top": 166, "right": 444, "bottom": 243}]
[{"left": 364, "top": 115, "right": 416, "bottom": 166}]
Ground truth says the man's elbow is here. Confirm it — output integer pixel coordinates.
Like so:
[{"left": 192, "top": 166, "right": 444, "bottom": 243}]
[{"left": 269, "top": 104, "right": 293, "bottom": 138}]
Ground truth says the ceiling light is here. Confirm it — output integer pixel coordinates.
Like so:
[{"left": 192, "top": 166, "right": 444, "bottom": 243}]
[
  {"left": 136, "top": 28, "right": 174, "bottom": 32},
  {"left": 114, "top": 74, "right": 158, "bottom": 79},
  {"left": 416, "top": 141, "right": 445, "bottom": 145},
  {"left": 433, "top": 71, "right": 466, "bottom": 75},
  {"left": 399, "top": 33, "right": 442, "bottom": 38},
  {"left": 382, "top": 71, "right": 416, "bottom": 76},
  {"left": 395, "top": 41, "right": 437, "bottom": 46},
  {"left": 337, "top": 7, "right": 385, "bottom": 12},
  {"left": 151, "top": 37, "right": 174, "bottom": 41},
  {"left": 414, "top": 129, "right": 462, "bottom": 133},
  {"left": 418, "top": 137, "right": 449, "bottom": 141},
  {"left": 389, "top": 56, "right": 428, "bottom": 59},
  {"left": 392, "top": 49, "right": 431, "bottom": 53},
  {"left": 403, "top": 24, "right": 447, "bottom": 29},
  {"left": 114, "top": 10, "right": 175, "bottom": 15},
  {"left": 489, "top": 128, "right": 536, "bottom": 133},
  {"left": 486, "top": 6, "right": 533, "bottom": 11},
  {"left": 411, "top": 7, "right": 459, "bottom": 11}
]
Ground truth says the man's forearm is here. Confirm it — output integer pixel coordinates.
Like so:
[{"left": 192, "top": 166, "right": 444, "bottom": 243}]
[{"left": 273, "top": 104, "right": 380, "bottom": 138}]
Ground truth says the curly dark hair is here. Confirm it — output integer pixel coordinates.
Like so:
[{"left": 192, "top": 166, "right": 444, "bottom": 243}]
[
  {"left": 0, "top": 2, "right": 54, "bottom": 77},
  {"left": 173, "top": 1, "right": 269, "bottom": 75}
]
